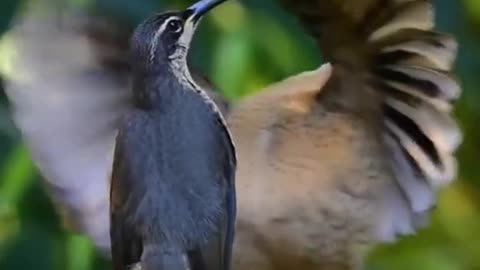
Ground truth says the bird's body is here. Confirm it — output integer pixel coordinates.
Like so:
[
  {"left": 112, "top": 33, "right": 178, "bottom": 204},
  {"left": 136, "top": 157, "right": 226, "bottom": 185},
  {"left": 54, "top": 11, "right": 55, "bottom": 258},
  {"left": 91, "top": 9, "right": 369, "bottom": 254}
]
[
  {"left": 109, "top": 1, "right": 236, "bottom": 269},
  {"left": 111, "top": 94, "right": 235, "bottom": 270}
]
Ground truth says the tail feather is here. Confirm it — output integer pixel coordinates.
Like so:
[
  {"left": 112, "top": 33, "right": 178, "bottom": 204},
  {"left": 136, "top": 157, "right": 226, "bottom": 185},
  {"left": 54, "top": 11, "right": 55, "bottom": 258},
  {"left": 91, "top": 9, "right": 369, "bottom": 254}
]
[{"left": 281, "top": 0, "right": 462, "bottom": 240}]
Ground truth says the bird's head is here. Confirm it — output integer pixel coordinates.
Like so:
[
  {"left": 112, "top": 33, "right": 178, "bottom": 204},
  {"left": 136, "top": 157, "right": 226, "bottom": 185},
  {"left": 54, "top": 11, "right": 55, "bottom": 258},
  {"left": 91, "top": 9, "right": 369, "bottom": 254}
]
[{"left": 130, "top": 0, "right": 226, "bottom": 72}]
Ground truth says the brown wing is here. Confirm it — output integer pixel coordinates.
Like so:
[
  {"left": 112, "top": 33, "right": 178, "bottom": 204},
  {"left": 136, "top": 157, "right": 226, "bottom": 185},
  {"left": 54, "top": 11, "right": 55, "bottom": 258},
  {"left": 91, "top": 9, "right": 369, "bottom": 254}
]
[{"left": 277, "top": 0, "right": 462, "bottom": 240}]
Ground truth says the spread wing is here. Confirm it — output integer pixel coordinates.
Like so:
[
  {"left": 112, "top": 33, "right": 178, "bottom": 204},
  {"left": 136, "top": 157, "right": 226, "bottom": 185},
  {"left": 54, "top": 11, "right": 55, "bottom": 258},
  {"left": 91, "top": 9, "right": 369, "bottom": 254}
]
[
  {"left": 280, "top": 0, "right": 462, "bottom": 241},
  {"left": 4, "top": 0, "right": 132, "bottom": 251}
]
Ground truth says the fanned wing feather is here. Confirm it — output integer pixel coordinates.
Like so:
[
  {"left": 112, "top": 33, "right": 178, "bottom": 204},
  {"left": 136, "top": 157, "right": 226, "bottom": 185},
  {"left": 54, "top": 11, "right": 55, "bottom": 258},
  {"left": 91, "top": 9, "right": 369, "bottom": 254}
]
[
  {"left": 280, "top": 0, "right": 462, "bottom": 241},
  {"left": 4, "top": 1, "right": 132, "bottom": 252}
]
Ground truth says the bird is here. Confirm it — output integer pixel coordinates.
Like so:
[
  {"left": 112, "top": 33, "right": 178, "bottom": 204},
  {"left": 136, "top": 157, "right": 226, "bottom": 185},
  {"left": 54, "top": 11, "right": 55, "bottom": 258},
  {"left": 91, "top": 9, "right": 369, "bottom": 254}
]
[
  {"left": 107, "top": 0, "right": 236, "bottom": 269},
  {"left": 3, "top": 0, "right": 462, "bottom": 269},
  {"left": 3, "top": 0, "right": 229, "bottom": 254},
  {"left": 229, "top": 0, "right": 462, "bottom": 269}
]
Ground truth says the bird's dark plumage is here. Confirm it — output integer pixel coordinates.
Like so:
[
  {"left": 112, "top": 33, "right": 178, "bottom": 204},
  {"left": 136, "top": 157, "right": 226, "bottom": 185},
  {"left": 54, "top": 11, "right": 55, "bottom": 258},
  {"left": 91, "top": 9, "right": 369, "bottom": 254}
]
[
  {"left": 3, "top": 0, "right": 231, "bottom": 253},
  {"left": 109, "top": 1, "right": 236, "bottom": 270}
]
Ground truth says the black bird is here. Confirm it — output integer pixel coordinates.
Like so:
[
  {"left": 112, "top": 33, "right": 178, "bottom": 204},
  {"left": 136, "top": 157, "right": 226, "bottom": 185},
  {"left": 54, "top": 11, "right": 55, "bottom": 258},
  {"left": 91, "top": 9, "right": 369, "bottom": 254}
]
[
  {"left": 3, "top": 0, "right": 231, "bottom": 252},
  {"left": 109, "top": 0, "right": 236, "bottom": 269}
]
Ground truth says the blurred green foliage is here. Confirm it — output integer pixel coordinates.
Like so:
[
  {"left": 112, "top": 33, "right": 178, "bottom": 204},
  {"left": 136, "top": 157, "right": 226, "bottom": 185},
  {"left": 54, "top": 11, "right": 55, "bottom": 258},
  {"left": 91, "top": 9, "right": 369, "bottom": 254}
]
[{"left": 0, "top": 0, "right": 479, "bottom": 269}]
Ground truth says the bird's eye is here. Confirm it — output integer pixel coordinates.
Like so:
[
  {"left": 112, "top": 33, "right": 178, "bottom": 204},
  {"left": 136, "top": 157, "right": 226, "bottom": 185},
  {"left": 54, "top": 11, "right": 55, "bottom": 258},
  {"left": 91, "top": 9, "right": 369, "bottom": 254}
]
[{"left": 167, "top": 19, "right": 183, "bottom": 33}]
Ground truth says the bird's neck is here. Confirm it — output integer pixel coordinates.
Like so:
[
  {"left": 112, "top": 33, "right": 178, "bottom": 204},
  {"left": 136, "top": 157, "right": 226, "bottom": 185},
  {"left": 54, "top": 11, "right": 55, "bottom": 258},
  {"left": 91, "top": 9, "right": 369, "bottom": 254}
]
[
  {"left": 169, "top": 57, "right": 200, "bottom": 91},
  {"left": 131, "top": 63, "right": 200, "bottom": 111}
]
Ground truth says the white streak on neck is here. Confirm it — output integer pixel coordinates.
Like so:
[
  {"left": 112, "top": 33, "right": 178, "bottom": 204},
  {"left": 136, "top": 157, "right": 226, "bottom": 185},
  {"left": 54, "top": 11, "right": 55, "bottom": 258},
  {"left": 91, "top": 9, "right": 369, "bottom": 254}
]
[
  {"left": 168, "top": 19, "right": 237, "bottom": 154},
  {"left": 170, "top": 54, "right": 235, "bottom": 152}
]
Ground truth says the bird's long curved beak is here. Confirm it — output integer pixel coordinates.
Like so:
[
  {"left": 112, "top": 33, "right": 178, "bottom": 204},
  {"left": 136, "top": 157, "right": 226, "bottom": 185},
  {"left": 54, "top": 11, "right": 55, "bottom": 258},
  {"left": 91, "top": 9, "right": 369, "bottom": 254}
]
[{"left": 187, "top": 0, "right": 227, "bottom": 23}]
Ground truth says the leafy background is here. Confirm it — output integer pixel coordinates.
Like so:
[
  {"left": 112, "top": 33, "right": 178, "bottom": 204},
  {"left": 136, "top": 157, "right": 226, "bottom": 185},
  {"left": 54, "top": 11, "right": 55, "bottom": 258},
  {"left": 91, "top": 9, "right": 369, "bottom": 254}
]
[{"left": 0, "top": 0, "right": 479, "bottom": 269}]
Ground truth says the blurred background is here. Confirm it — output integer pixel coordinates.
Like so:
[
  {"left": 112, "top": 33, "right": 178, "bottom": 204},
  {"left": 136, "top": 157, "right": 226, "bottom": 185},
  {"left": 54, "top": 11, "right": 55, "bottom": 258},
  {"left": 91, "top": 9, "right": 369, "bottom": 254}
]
[{"left": 0, "top": 0, "right": 479, "bottom": 269}]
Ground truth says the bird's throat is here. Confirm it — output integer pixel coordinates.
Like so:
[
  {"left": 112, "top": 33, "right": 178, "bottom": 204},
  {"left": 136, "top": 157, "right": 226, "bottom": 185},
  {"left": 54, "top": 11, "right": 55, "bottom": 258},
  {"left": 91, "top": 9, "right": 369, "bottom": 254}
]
[{"left": 170, "top": 57, "right": 201, "bottom": 91}]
